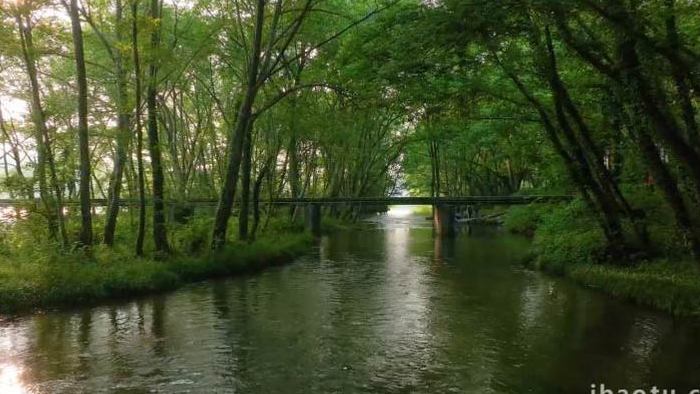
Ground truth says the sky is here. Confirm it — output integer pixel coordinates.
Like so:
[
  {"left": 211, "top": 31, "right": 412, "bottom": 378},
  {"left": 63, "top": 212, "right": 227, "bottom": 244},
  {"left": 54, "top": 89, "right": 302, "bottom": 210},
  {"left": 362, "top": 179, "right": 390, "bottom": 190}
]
[{"left": 0, "top": 96, "right": 28, "bottom": 121}]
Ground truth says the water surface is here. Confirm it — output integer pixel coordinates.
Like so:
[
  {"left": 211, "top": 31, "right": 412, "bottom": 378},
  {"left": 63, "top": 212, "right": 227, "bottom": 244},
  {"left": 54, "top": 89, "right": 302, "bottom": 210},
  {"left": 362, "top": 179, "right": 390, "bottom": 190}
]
[{"left": 1, "top": 212, "right": 700, "bottom": 393}]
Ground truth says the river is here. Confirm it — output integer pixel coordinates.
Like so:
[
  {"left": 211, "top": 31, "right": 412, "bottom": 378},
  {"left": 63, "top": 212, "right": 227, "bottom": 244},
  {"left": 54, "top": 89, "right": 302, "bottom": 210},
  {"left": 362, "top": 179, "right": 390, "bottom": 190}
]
[{"left": 1, "top": 208, "right": 700, "bottom": 393}]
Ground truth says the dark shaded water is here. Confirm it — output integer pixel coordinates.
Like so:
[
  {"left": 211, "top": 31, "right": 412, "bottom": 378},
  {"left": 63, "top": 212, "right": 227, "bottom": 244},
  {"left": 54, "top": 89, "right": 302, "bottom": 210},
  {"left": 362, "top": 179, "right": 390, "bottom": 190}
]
[{"left": 1, "top": 211, "right": 700, "bottom": 393}]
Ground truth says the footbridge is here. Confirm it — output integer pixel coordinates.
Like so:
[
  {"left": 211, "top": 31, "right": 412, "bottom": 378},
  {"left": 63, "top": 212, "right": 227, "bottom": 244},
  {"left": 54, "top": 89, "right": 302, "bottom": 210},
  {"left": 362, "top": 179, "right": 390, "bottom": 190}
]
[{"left": 0, "top": 195, "right": 573, "bottom": 236}]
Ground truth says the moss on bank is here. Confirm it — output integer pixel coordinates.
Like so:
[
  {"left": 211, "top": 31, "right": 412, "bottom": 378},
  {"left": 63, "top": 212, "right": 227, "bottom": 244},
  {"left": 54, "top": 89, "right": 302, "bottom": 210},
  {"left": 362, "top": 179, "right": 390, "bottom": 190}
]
[
  {"left": 567, "top": 260, "right": 700, "bottom": 317},
  {"left": 504, "top": 192, "right": 700, "bottom": 317},
  {"left": 0, "top": 233, "right": 312, "bottom": 315}
]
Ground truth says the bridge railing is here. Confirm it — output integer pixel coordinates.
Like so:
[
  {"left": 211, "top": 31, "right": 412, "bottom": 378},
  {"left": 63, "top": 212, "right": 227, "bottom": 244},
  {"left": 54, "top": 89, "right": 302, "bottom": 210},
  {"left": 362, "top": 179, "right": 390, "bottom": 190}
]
[{"left": 0, "top": 195, "right": 574, "bottom": 207}]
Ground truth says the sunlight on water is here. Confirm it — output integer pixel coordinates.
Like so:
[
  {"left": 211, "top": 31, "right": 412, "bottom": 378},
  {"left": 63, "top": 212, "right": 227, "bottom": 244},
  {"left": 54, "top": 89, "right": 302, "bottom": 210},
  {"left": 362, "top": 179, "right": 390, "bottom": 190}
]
[
  {"left": 387, "top": 205, "right": 420, "bottom": 218},
  {"left": 0, "top": 364, "right": 27, "bottom": 394},
  {"left": 0, "top": 223, "right": 699, "bottom": 392}
]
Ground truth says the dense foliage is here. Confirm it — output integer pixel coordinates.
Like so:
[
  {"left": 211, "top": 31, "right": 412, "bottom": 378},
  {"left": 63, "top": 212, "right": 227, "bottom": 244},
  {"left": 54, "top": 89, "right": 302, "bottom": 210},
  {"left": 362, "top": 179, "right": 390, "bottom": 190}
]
[
  {"left": 0, "top": 0, "right": 404, "bottom": 255},
  {"left": 1, "top": 0, "right": 700, "bottom": 312}
]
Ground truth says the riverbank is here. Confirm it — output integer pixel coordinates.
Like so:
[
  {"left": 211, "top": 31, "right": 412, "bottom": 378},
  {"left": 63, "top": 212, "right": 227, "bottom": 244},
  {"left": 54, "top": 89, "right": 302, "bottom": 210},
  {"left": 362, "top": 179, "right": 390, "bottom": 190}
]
[
  {"left": 0, "top": 233, "right": 313, "bottom": 315},
  {"left": 504, "top": 197, "right": 700, "bottom": 317}
]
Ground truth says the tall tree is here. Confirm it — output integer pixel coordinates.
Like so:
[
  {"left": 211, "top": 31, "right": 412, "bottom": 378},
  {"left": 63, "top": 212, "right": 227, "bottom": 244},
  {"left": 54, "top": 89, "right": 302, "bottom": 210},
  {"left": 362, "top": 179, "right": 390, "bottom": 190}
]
[
  {"left": 146, "top": 0, "right": 169, "bottom": 254},
  {"left": 12, "top": 5, "right": 68, "bottom": 247},
  {"left": 132, "top": 0, "right": 147, "bottom": 256},
  {"left": 68, "top": 0, "right": 93, "bottom": 247},
  {"left": 211, "top": 0, "right": 267, "bottom": 249},
  {"left": 95, "top": 0, "right": 132, "bottom": 247}
]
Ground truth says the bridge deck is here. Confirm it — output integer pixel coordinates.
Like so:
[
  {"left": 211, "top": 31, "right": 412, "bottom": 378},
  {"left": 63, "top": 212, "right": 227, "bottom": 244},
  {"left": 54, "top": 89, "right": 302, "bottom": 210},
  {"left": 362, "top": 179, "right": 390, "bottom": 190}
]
[{"left": 0, "top": 196, "right": 573, "bottom": 207}]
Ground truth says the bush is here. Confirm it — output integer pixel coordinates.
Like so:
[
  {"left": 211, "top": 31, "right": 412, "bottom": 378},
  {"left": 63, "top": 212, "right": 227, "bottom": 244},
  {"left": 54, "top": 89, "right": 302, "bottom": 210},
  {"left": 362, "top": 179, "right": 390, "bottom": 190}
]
[
  {"left": 508, "top": 189, "right": 700, "bottom": 316},
  {"left": 0, "top": 233, "right": 313, "bottom": 314},
  {"left": 531, "top": 199, "right": 605, "bottom": 273},
  {"left": 503, "top": 204, "right": 553, "bottom": 236},
  {"left": 169, "top": 214, "right": 214, "bottom": 254}
]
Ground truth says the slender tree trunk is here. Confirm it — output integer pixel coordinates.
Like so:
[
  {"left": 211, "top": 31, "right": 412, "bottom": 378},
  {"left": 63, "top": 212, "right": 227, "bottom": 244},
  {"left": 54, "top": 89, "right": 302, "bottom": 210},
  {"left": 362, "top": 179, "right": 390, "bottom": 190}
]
[
  {"left": 552, "top": 87, "right": 627, "bottom": 250},
  {"left": 69, "top": 0, "right": 93, "bottom": 247},
  {"left": 616, "top": 37, "right": 700, "bottom": 259},
  {"left": 276, "top": 150, "right": 289, "bottom": 197},
  {"left": 7, "top": 121, "right": 32, "bottom": 200},
  {"left": 555, "top": 7, "right": 700, "bottom": 257},
  {"left": 0, "top": 105, "right": 26, "bottom": 198},
  {"left": 630, "top": 114, "right": 700, "bottom": 258},
  {"left": 0, "top": 103, "right": 8, "bottom": 184},
  {"left": 501, "top": 59, "right": 626, "bottom": 248},
  {"left": 147, "top": 0, "right": 169, "bottom": 254},
  {"left": 104, "top": 0, "right": 131, "bottom": 246},
  {"left": 529, "top": 26, "right": 628, "bottom": 251},
  {"left": 211, "top": 0, "right": 266, "bottom": 250},
  {"left": 288, "top": 132, "right": 300, "bottom": 220},
  {"left": 586, "top": 0, "right": 700, "bottom": 99},
  {"left": 615, "top": 25, "right": 700, "bottom": 201},
  {"left": 16, "top": 13, "right": 68, "bottom": 247},
  {"left": 1, "top": 132, "right": 8, "bottom": 181},
  {"left": 543, "top": 27, "right": 647, "bottom": 249},
  {"left": 238, "top": 127, "right": 253, "bottom": 240},
  {"left": 132, "top": 0, "right": 147, "bottom": 256},
  {"left": 287, "top": 75, "right": 303, "bottom": 220},
  {"left": 44, "top": 122, "right": 69, "bottom": 247},
  {"left": 16, "top": 13, "right": 51, "bottom": 231},
  {"left": 664, "top": 0, "right": 699, "bottom": 150},
  {"left": 251, "top": 155, "right": 272, "bottom": 241}
]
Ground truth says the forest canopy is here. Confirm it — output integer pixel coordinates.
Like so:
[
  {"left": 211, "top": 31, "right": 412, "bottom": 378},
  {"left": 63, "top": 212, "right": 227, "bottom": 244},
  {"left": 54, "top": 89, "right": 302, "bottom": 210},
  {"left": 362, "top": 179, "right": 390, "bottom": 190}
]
[{"left": 0, "top": 0, "right": 699, "bottom": 268}]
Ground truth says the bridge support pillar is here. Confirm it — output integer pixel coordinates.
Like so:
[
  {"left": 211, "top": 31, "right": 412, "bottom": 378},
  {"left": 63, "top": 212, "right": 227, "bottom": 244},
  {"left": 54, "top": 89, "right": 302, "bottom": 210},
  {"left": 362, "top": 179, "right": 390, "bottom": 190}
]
[
  {"left": 433, "top": 204, "right": 456, "bottom": 237},
  {"left": 306, "top": 204, "right": 322, "bottom": 236}
]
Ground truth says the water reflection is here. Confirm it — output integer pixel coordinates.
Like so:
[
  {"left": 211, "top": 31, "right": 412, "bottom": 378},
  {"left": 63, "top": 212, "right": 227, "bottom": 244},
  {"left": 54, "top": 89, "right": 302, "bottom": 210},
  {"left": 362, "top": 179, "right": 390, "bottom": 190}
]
[
  {"left": 0, "top": 364, "right": 26, "bottom": 394},
  {"left": 1, "top": 215, "right": 700, "bottom": 392}
]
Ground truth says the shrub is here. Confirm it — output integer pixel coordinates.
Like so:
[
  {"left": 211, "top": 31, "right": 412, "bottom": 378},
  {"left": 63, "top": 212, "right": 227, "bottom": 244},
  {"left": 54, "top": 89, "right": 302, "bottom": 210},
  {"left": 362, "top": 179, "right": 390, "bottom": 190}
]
[
  {"left": 508, "top": 189, "right": 700, "bottom": 316},
  {"left": 503, "top": 204, "right": 553, "bottom": 236},
  {"left": 0, "top": 212, "right": 314, "bottom": 314}
]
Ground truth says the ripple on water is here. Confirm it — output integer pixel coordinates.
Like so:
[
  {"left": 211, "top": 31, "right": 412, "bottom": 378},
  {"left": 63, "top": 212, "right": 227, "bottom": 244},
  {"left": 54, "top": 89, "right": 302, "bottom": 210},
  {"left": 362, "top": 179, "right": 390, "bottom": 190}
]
[{"left": 2, "top": 225, "right": 700, "bottom": 392}]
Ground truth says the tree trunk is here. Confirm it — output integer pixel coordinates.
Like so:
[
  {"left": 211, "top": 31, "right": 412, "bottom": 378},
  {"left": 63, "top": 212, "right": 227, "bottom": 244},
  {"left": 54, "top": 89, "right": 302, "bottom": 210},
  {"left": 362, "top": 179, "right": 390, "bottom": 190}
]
[
  {"left": 543, "top": 27, "right": 647, "bottom": 249},
  {"left": 501, "top": 59, "right": 626, "bottom": 249},
  {"left": 251, "top": 155, "right": 273, "bottom": 241},
  {"left": 69, "top": 0, "right": 93, "bottom": 247},
  {"left": 288, "top": 133, "right": 300, "bottom": 220},
  {"left": 104, "top": 0, "right": 131, "bottom": 246},
  {"left": 132, "top": 0, "right": 147, "bottom": 256},
  {"left": 616, "top": 36, "right": 700, "bottom": 259},
  {"left": 147, "top": 0, "right": 169, "bottom": 255},
  {"left": 16, "top": 13, "right": 67, "bottom": 247},
  {"left": 0, "top": 106, "right": 30, "bottom": 199},
  {"left": 617, "top": 27, "right": 700, "bottom": 201},
  {"left": 529, "top": 25, "right": 628, "bottom": 252},
  {"left": 211, "top": 0, "right": 266, "bottom": 250},
  {"left": 631, "top": 115, "right": 700, "bottom": 258},
  {"left": 664, "top": 0, "right": 699, "bottom": 150},
  {"left": 238, "top": 127, "right": 253, "bottom": 241}
]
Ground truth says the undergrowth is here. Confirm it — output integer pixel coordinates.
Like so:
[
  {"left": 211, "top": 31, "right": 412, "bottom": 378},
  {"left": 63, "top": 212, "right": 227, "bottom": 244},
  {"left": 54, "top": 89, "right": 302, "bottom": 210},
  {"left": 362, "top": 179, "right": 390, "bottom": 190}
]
[
  {"left": 0, "top": 211, "right": 315, "bottom": 315},
  {"left": 504, "top": 187, "right": 700, "bottom": 317}
]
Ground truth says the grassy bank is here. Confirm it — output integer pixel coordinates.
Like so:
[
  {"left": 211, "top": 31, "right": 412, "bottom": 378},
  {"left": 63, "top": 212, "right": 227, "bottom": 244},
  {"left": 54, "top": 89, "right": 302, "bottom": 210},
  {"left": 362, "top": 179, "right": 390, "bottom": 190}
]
[
  {"left": 504, "top": 192, "right": 700, "bottom": 317},
  {"left": 0, "top": 233, "right": 313, "bottom": 315},
  {"left": 0, "top": 213, "right": 318, "bottom": 315}
]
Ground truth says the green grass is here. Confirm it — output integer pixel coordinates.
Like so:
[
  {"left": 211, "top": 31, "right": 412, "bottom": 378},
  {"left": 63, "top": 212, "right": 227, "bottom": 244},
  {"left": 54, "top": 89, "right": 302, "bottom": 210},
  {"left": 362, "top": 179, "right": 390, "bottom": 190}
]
[
  {"left": 504, "top": 190, "right": 700, "bottom": 317},
  {"left": 0, "top": 205, "right": 373, "bottom": 315},
  {"left": 503, "top": 204, "right": 554, "bottom": 237},
  {"left": 0, "top": 210, "right": 320, "bottom": 315},
  {"left": 568, "top": 260, "right": 700, "bottom": 317},
  {"left": 0, "top": 233, "right": 313, "bottom": 315}
]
